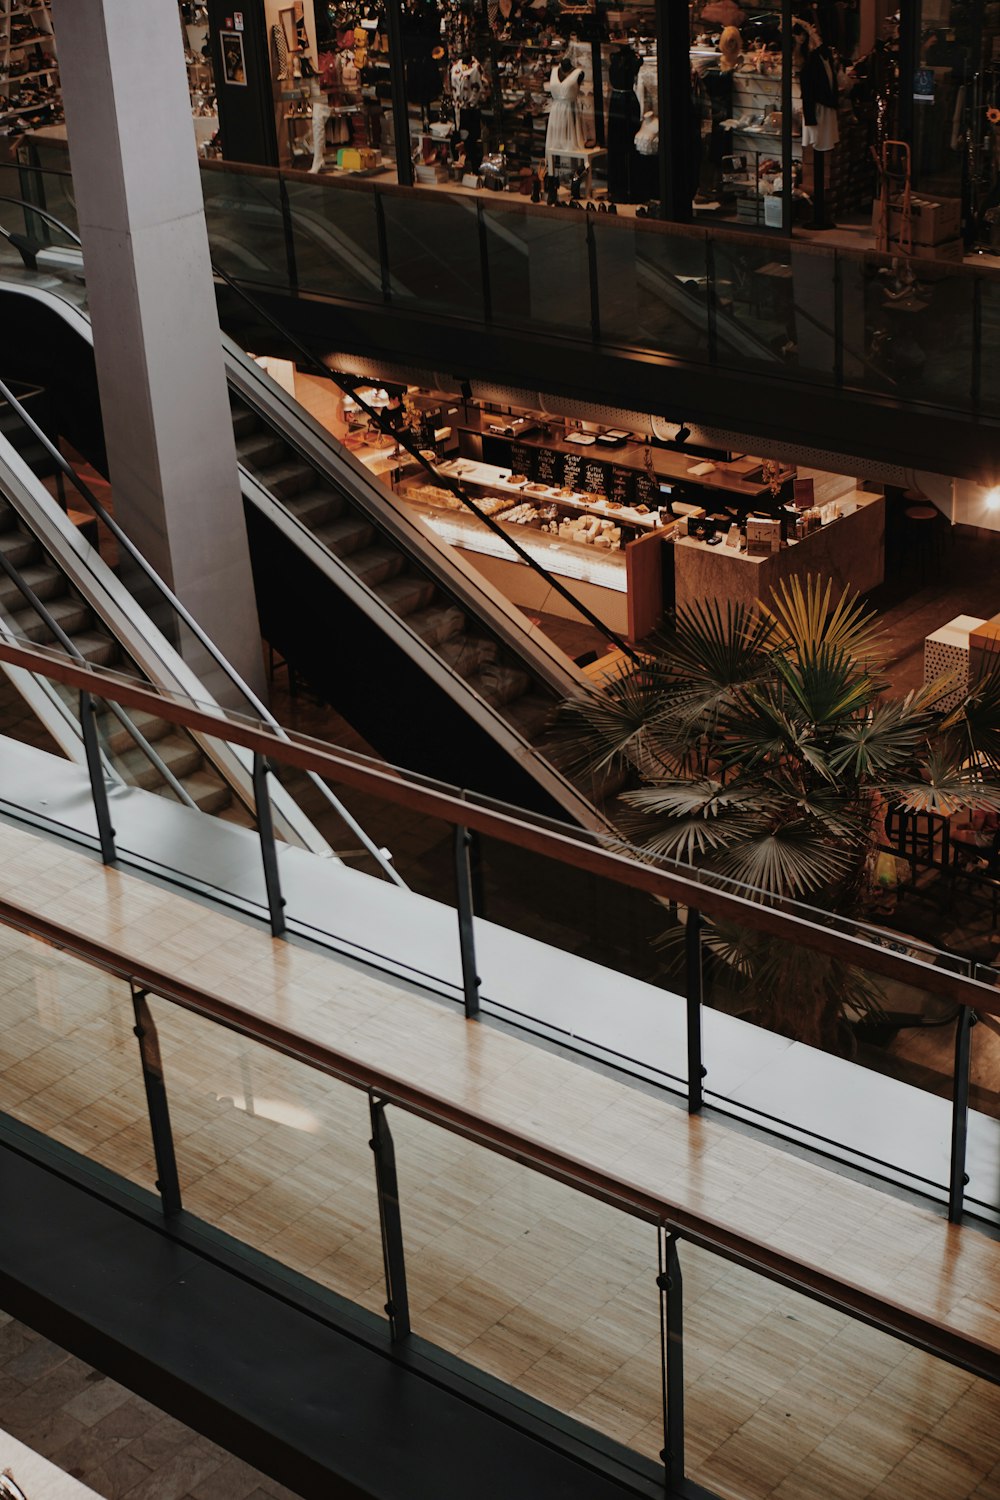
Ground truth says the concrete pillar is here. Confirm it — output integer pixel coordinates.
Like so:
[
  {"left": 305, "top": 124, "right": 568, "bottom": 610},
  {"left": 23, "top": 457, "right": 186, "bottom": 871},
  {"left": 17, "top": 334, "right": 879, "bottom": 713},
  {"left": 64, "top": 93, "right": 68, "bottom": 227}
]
[{"left": 51, "top": 0, "right": 266, "bottom": 704}]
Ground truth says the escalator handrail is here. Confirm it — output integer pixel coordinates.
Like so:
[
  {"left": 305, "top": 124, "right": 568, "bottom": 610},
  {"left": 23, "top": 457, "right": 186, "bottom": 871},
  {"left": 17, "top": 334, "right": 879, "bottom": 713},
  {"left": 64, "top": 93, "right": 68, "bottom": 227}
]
[
  {"left": 0, "top": 368, "right": 406, "bottom": 888},
  {"left": 0, "top": 196, "right": 82, "bottom": 245},
  {"left": 0, "top": 537, "right": 199, "bottom": 810},
  {"left": 210, "top": 259, "right": 640, "bottom": 664}
]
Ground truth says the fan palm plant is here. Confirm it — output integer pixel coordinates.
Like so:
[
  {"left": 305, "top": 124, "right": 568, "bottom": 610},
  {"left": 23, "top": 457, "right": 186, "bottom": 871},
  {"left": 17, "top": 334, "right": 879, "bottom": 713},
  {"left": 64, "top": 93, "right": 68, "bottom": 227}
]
[{"left": 557, "top": 575, "right": 1000, "bottom": 1048}]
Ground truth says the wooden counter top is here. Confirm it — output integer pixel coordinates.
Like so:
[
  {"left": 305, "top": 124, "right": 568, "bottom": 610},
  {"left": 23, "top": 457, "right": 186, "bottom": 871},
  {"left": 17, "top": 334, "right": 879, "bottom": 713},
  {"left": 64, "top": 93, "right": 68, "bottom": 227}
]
[{"left": 461, "top": 415, "right": 793, "bottom": 501}]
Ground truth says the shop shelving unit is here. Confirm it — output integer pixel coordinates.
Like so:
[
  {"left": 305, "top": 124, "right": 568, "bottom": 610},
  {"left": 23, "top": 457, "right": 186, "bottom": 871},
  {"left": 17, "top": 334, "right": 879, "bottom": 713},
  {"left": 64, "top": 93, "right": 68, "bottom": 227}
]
[{"left": 0, "top": 0, "right": 61, "bottom": 135}]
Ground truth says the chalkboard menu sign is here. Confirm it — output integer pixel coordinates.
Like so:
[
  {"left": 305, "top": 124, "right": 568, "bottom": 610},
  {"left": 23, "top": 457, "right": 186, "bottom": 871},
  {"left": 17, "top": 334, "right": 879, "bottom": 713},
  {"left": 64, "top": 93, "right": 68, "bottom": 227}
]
[
  {"left": 562, "top": 452, "right": 583, "bottom": 491},
  {"left": 510, "top": 441, "right": 535, "bottom": 479},
  {"left": 582, "top": 460, "right": 608, "bottom": 496},
  {"left": 535, "top": 446, "right": 562, "bottom": 486},
  {"left": 611, "top": 465, "right": 635, "bottom": 507},
  {"left": 634, "top": 470, "right": 659, "bottom": 510}
]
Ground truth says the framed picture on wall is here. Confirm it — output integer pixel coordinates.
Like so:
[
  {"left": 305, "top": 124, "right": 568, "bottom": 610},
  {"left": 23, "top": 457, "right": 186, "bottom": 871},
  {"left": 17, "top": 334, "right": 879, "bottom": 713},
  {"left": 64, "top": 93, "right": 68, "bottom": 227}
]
[{"left": 221, "top": 30, "right": 247, "bottom": 86}]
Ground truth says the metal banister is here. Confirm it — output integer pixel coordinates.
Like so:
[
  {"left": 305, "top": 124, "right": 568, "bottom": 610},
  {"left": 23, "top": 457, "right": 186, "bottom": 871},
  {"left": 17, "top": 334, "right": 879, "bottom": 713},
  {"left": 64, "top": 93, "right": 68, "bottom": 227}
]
[
  {"left": 0, "top": 368, "right": 405, "bottom": 887},
  {"left": 0, "top": 629, "right": 997, "bottom": 1020},
  {"left": 0, "top": 883, "right": 997, "bottom": 1386}
]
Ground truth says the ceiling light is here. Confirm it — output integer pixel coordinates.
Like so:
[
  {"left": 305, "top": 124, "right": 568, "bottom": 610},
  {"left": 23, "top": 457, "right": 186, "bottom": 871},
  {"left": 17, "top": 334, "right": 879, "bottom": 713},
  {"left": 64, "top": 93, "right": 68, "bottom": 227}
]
[{"left": 986, "top": 486, "right": 1000, "bottom": 511}]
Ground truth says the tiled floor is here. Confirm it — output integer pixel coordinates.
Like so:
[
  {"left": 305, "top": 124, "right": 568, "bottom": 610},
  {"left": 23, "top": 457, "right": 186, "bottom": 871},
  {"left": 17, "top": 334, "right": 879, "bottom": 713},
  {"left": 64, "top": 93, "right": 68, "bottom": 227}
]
[
  {"left": 0, "top": 1311, "right": 299, "bottom": 1500},
  {"left": 3, "top": 819, "right": 1000, "bottom": 1497}
]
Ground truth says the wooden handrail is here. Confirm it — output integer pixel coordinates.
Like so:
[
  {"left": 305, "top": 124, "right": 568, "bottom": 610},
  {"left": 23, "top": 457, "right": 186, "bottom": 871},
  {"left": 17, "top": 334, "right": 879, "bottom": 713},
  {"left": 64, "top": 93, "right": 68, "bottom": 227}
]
[
  {"left": 0, "top": 633, "right": 997, "bottom": 1016},
  {"left": 0, "top": 885, "right": 997, "bottom": 1384}
]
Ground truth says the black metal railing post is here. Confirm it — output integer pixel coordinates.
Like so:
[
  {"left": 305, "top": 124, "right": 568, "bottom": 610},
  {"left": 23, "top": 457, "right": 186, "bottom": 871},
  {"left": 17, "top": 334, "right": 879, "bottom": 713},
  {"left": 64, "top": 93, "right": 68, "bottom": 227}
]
[
  {"left": 369, "top": 1095, "right": 411, "bottom": 1341},
  {"left": 79, "top": 690, "right": 116, "bottom": 865},
  {"left": 685, "top": 909, "right": 705, "bottom": 1114},
  {"left": 971, "top": 274, "right": 982, "bottom": 413},
  {"left": 585, "top": 214, "right": 601, "bottom": 344},
  {"left": 705, "top": 236, "right": 719, "bottom": 366},
  {"left": 949, "top": 1006, "right": 976, "bottom": 1224},
  {"left": 278, "top": 174, "right": 299, "bottom": 292},
  {"left": 658, "top": 1229, "right": 685, "bottom": 1491},
  {"left": 833, "top": 252, "right": 844, "bottom": 389},
  {"left": 252, "top": 753, "right": 286, "bottom": 939},
  {"left": 374, "top": 190, "right": 391, "bottom": 302},
  {"left": 476, "top": 201, "right": 493, "bottom": 326},
  {"left": 454, "top": 825, "right": 481, "bottom": 1020},
  {"left": 131, "top": 986, "right": 182, "bottom": 1217}
]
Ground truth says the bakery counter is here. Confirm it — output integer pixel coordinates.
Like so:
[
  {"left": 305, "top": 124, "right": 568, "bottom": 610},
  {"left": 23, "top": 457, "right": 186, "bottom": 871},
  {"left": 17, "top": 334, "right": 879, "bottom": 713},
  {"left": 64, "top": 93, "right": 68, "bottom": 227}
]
[
  {"left": 673, "top": 493, "right": 885, "bottom": 615},
  {"left": 406, "top": 495, "right": 630, "bottom": 633},
  {"left": 435, "top": 457, "right": 665, "bottom": 532}
]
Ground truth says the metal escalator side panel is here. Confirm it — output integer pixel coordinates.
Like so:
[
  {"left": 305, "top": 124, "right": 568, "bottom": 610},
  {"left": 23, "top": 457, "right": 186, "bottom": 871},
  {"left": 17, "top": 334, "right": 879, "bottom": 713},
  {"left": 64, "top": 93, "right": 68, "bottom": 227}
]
[
  {"left": 0, "top": 275, "right": 337, "bottom": 856},
  {"left": 226, "top": 349, "right": 611, "bottom": 832},
  {"left": 0, "top": 421, "right": 331, "bottom": 855},
  {"left": 222, "top": 339, "right": 593, "bottom": 702}
]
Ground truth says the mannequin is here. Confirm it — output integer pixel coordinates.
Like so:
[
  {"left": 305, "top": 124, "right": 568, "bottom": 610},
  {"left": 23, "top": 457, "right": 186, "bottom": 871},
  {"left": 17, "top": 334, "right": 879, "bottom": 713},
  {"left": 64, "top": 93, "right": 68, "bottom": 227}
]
[
  {"left": 798, "top": 24, "right": 839, "bottom": 229},
  {"left": 308, "top": 76, "right": 331, "bottom": 172},
  {"left": 607, "top": 42, "right": 641, "bottom": 202},
  {"left": 545, "top": 54, "right": 585, "bottom": 158},
  {"left": 704, "top": 25, "right": 741, "bottom": 196},
  {"left": 633, "top": 110, "right": 659, "bottom": 199},
  {"left": 451, "top": 52, "right": 484, "bottom": 170},
  {"left": 489, "top": 0, "right": 521, "bottom": 34}
]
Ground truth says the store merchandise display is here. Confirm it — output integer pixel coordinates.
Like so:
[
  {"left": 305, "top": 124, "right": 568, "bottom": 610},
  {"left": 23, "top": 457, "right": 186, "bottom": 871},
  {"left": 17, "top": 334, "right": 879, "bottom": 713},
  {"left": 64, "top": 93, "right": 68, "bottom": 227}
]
[
  {"left": 299, "top": 0, "right": 390, "bottom": 173},
  {"left": 178, "top": 2, "right": 218, "bottom": 156},
  {"left": 0, "top": 0, "right": 61, "bottom": 141}
]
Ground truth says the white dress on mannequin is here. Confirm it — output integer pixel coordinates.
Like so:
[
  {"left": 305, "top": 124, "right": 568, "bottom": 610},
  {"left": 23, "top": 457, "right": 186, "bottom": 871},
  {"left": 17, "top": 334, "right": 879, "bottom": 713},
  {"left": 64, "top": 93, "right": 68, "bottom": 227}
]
[{"left": 545, "top": 64, "right": 585, "bottom": 154}]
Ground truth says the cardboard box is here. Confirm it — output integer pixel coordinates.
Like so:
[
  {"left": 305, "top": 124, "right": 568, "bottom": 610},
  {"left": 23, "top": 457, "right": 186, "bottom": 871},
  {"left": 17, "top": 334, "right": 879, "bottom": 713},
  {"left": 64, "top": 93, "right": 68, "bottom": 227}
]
[{"left": 872, "top": 195, "right": 962, "bottom": 246}]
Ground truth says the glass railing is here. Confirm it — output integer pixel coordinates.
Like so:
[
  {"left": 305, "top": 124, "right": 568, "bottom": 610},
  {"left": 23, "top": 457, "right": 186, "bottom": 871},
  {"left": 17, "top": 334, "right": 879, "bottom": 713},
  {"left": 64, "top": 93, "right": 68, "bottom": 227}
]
[
  {"left": 4, "top": 155, "right": 1000, "bottom": 424},
  {"left": 0, "top": 630, "right": 998, "bottom": 1236},
  {"left": 1, "top": 875, "right": 999, "bottom": 1498}
]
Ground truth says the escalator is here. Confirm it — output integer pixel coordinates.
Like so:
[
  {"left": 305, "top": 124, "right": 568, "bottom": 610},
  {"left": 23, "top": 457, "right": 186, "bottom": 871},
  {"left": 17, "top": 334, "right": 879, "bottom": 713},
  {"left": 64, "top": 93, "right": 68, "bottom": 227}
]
[
  {"left": 228, "top": 346, "right": 610, "bottom": 828},
  {"left": 0, "top": 368, "right": 333, "bottom": 852},
  {"left": 0, "top": 271, "right": 612, "bottom": 829}
]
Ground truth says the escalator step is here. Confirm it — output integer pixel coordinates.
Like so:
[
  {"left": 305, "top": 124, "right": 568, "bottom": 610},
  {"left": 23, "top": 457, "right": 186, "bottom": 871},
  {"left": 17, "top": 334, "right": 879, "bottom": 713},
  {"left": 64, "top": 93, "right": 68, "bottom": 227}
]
[
  {"left": 175, "top": 770, "right": 236, "bottom": 816},
  {"left": 12, "top": 598, "right": 92, "bottom": 642},
  {"left": 283, "top": 487, "right": 344, "bottom": 529},
  {"left": 406, "top": 602, "right": 467, "bottom": 645},
  {"left": 319, "top": 516, "right": 377, "bottom": 557},
  {"left": 65, "top": 632, "right": 121, "bottom": 667},
  {"left": 256, "top": 460, "right": 315, "bottom": 499},
  {"left": 230, "top": 407, "right": 258, "bottom": 440},
  {"left": 0, "top": 501, "right": 18, "bottom": 533},
  {"left": 114, "top": 739, "right": 203, "bottom": 790},
  {"left": 237, "top": 431, "right": 288, "bottom": 469},
  {"left": 374, "top": 575, "right": 438, "bottom": 619},
  {"left": 0, "top": 531, "right": 39, "bottom": 569},
  {"left": 0, "top": 563, "right": 64, "bottom": 610},
  {"left": 349, "top": 546, "right": 406, "bottom": 590},
  {"left": 464, "top": 664, "right": 532, "bottom": 709},
  {"left": 438, "top": 636, "right": 499, "bottom": 677},
  {"left": 501, "top": 692, "right": 555, "bottom": 741},
  {"left": 102, "top": 709, "right": 172, "bottom": 757}
]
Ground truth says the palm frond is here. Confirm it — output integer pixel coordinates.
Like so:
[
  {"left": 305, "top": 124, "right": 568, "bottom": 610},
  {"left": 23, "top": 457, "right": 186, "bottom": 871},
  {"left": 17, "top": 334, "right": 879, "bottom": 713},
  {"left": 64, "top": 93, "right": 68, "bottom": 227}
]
[
  {"left": 555, "top": 671, "right": 681, "bottom": 779},
  {"left": 828, "top": 693, "right": 939, "bottom": 779},
  {"left": 942, "top": 653, "right": 1000, "bottom": 768},
  {"left": 663, "top": 596, "right": 777, "bottom": 685},
  {"left": 761, "top": 574, "right": 882, "bottom": 664},
  {"left": 774, "top": 640, "right": 879, "bottom": 726},
  {"left": 884, "top": 746, "right": 1000, "bottom": 817},
  {"left": 709, "top": 818, "right": 857, "bottom": 897}
]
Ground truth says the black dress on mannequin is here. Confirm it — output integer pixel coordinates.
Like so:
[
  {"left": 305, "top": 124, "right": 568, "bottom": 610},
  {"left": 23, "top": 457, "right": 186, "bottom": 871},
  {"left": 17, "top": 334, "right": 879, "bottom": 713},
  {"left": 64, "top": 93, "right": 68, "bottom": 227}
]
[
  {"left": 607, "top": 45, "right": 641, "bottom": 203},
  {"left": 402, "top": 0, "right": 443, "bottom": 123}
]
